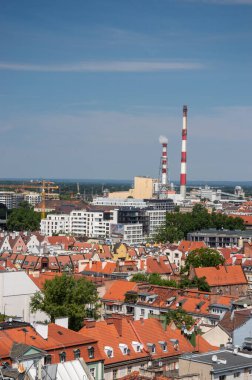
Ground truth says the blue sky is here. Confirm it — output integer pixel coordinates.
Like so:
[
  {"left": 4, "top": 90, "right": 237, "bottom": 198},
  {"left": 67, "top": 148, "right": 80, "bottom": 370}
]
[{"left": 0, "top": 0, "right": 252, "bottom": 181}]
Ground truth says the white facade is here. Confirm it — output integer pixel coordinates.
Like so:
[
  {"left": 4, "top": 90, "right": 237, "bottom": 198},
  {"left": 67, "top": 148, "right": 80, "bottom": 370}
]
[
  {"left": 145, "top": 209, "right": 166, "bottom": 237},
  {"left": 41, "top": 210, "right": 117, "bottom": 239},
  {"left": 40, "top": 214, "right": 71, "bottom": 235},
  {"left": 24, "top": 192, "right": 42, "bottom": 206},
  {"left": 0, "top": 191, "right": 24, "bottom": 209},
  {"left": 122, "top": 224, "right": 143, "bottom": 245},
  {"left": 92, "top": 197, "right": 147, "bottom": 208},
  {"left": 70, "top": 210, "right": 116, "bottom": 238},
  {"left": 0, "top": 271, "right": 48, "bottom": 323}
]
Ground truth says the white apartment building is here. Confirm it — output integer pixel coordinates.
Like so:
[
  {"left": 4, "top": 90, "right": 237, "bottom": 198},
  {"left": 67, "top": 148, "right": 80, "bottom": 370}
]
[
  {"left": 70, "top": 210, "right": 117, "bottom": 238},
  {"left": 41, "top": 209, "right": 117, "bottom": 239},
  {"left": 40, "top": 214, "right": 71, "bottom": 235},
  {"left": 24, "top": 192, "right": 42, "bottom": 206},
  {"left": 122, "top": 224, "right": 143, "bottom": 245},
  {"left": 41, "top": 208, "right": 163, "bottom": 244},
  {"left": 0, "top": 191, "right": 24, "bottom": 209},
  {"left": 145, "top": 209, "right": 166, "bottom": 237}
]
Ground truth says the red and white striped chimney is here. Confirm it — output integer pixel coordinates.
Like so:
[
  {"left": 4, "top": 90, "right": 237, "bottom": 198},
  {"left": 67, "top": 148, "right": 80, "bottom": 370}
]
[
  {"left": 180, "top": 105, "right": 188, "bottom": 199},
  {"left": 159, "top": 136, "right": 168, "bottom": 185}
]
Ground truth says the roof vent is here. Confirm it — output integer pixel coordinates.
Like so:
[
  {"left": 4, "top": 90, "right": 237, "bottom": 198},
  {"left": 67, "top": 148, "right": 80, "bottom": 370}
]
[{"left": 212, "top": 355, "right": 218, "bottom": 362}]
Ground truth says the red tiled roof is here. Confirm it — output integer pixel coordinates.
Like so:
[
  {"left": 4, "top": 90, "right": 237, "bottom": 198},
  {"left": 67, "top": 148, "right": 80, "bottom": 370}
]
[
  {"left": 103, "top": 280, "right": 138, "bottom": 302},
  {"left": 82, "top": 261, "right": 116, "bottom": 275},
  {"left": 194, "top": 265, "right": 247, "bottom": 286},
  {"left": 29, "top": 272, "right": 63, "bottom": 290},
  {"left": 194, "top": 335, "right": 218, "bottom": 353},
  {"left": 145, "top": 257, "right": 173, "bottom": 275},
  {"left": 80, "top": 318, "right": 149, "bottom": 365},
  {"left": 131, "top": 318, "right": 193, "bottom": 358},
  {"left": 178, "top": 241, "right": 206, "bottom": 253}
]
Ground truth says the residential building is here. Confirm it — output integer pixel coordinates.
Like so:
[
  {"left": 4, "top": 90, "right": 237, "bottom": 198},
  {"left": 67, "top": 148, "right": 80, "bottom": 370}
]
[
  {"left": 0, "top": 191, "right": 24, "bottom": 209},
  {"left": 24, "top": 191, "right": 42, "bottom": 206},
  {"left": 187, "top": 229, "right": 252, "bottom": 248},
  {"left": 190, "top": 265, "right": 248, "bottom": 297},
  {"left": 80, "top": 317, "right": 193, "bottom": 380},
  {"left": 40, "top": 214, "right": 71, "bottom": 235},
  {"left": 0, "top": 271, "right": 48, "bottom": 323},
  {"left": 178, "top": 350, "right": 252, "bottom": 380}
]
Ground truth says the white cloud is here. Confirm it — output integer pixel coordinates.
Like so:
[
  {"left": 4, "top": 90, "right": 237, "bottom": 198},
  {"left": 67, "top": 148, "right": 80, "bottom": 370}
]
[{"left": 0, "top": 60, "right": 204, "bottom": 73}]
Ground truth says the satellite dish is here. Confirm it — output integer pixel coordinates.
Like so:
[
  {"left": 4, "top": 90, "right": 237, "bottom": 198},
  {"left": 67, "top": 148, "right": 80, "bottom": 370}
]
[
  {"left": 243, "top": 304, "right": 248, "bottom": 308},
  {"left": 212, "top": 355, "right": 218, "bottom": 362}
]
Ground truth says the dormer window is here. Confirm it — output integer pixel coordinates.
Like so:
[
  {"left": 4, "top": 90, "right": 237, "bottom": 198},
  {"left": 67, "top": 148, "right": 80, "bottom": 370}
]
[
  {"left": 104, "top": 346, "right": 114, "bottom": 358},
  {"left": 159, "top": 341, "right": 167, "bottom": 352},
  {"left": 119, "top": 343, "right": 129, "bottom": 355},
  {"left": 88, "top": 346, "right": 95, "bottom": 359},
  {"left": 132, "top": 341, "right": 142, "bottom": 352},
  {"left": 147, "top": 343, "right": 156, "bottom": 354}
]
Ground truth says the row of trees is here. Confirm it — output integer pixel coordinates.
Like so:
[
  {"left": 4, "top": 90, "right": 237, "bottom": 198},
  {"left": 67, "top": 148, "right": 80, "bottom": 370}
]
[{"left": 154, "top": 204, "right": 244, "bottom": 243}]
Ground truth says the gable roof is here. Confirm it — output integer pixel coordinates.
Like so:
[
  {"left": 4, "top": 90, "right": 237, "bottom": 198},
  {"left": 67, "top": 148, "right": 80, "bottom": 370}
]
[
  {"left": 194, "top": 265, "right": 247, "bottom": 286},
  {"left": 103, "top": 280, "right": 138, "bottom": 302}
]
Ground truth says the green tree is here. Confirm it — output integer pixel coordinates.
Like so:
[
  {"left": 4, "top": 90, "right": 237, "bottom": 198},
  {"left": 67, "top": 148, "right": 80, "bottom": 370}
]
[
  {"left": 7, "top": 201, "right": 41, "bottom": 231},
  {"left": 183, "top": 247, "right": 225, "bottom": 273},
  {"left": 179, "top": 275, "right": 210, "bottom": 292},
  {"left": 154, "top": 204, "right": 245, "bottom": 243},
  {"left": 131, "top": 273, "right": 149, "bottom": 282},
  {"left": 30, "top": 274, "right": 99, "bottom": 331},
  {"left": 165, "top": 308, "right": 194, "bottom": 329}
]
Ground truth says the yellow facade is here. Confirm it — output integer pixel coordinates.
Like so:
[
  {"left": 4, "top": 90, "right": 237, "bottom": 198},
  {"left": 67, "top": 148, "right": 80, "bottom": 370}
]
[{"left": 108, "top": 176, "right": 157, "bottom": 199}]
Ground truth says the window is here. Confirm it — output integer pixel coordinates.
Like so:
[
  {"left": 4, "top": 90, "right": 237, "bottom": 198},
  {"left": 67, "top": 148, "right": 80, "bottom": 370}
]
[
  {"left": 88, "top": 346, "right": 95, "bottom": 359},
  {"left": 90, "top": 367, "right": 96, "bottom": 379},
  {"left": 127, "top": 366, "right": 132, "bottom": 374},
  {"left": 44, "top": 355, "right": 52, "bottom": 365},
  {"left": 59, "top": 351, "right": 66, "bottom": 363},
  {"left": 140, "top": 309, "right": 145, "bottom": 316},
  {"left": 234, "top": 373, "right": 240, "bottom": 378},
  {"left": 74, "top": 349, "right": 80, "bottom": 359},
  {"left": 113, "top": 369, "right": 118, "bottom": 379},
  {"left": 149, "top": 310, "right": 154, "bottom": 315},
  {"left": 219, "top": 376, "right": 226, "bottom": 380}
]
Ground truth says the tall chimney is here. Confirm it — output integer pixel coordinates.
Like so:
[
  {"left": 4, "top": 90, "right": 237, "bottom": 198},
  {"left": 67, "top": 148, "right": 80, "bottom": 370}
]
[
  {"left": 159, "top": 136, "right": 168, "bottom": 186},
  {"left": 180, "top": 105, "right": 188, "bottom": 199},
  {"left": 162, "top": 141, "right": 168, "bottom": 185}
]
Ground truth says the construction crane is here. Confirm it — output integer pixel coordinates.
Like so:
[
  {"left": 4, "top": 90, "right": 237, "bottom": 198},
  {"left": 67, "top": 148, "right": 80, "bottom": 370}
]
[{"left": 0, "top": 180, "right": 59, "bottom": 218}]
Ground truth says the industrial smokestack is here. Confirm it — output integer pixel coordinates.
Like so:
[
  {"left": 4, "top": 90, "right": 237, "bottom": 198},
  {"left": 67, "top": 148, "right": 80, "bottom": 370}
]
[
  {"left": 159, "top": 136, "right": 168, "bottom": 186},
  {"left": 180, "top": 105, "right": 188, "bottom": 199}
]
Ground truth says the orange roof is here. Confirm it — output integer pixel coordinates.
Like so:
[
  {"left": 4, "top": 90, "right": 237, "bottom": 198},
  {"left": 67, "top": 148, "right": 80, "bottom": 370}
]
[
  {"left": 47, "top": 236, "right": 75, "bottom": 249},
  {"left": 230, "top": 215, "right": 252, "bottom": 225},
  {"left": 194, "top": 265, "right": 247, "bottom": 286},
  {"left": 29, "top": 272, "right": 63, "bottom": 290},
  {"left": 178, "top": 240, "right": 206, "bottom": 253},
  {"left": 0, "top": 322, "right": 103, "bottom": 364},
  {"left": 82, "top": 261, "right": 116, "bottom": 275},
  {"left": 80, "top": 318, "right": 149, "bottom": 365},
  {"left": 131, "top": 318, "right": 193, "bottom": 358},
  {"left": 145, "top": 257, "right": 173, "bottom": 275},
  {"left": 194, "top": 335, "right": 218, "bottom": 353},
  {"left": 103, "top": 280, "right": 138, "bottom": 301}
]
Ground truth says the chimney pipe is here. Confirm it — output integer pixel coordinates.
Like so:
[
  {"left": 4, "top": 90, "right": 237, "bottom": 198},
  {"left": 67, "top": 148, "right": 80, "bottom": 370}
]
[
  {"left": 180, "top": 105, "right": 188, "bottom": 199},
  {"left": 162, "top": 142, "right": 168, "bottom": 185}
]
